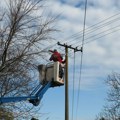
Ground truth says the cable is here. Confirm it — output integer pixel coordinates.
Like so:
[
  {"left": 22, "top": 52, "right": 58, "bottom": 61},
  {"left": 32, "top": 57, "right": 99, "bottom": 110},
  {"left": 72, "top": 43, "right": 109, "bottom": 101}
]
[
  {"left": 70, "top": 16, "right": 120, "bottom": 40},
  {"left": 65, "top": 23, "right": 120, "bottom": 57},
  {"left": 74, "top": 24, "right": 120, "bottom": 49},
  {"left": 71, "top": 51, "right": 76, "bottom": 120},
  {"left": 60, "top": 27, "right": 120, "bottom": 58},
  {"left": 76, "top": 0, "right": 87, "bottom": 120},
  {"left": 61, "top": 10, "right": 120, "bottom": 43},
  {"left": 68, "top": 19, "right": 119, "bottom": 45},
  {"left": 63, "top": 11, "right": 120, "bottom": 44},
  {"left": 47, "top": 9, "right": 120, "bottom": 59},
  {"left": 49, "top": 12, "right": 120, "bottom": 54},
  {"left": 84, "top": 27, "right": 120, "bottom": 45}
]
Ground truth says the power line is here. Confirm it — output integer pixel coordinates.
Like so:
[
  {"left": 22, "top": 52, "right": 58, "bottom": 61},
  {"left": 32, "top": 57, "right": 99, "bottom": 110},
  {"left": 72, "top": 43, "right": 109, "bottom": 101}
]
[
  {"left": 60, "top": 12, "right": 120, "bottom": 47},
  {"left": 71, "top": 51, "right": 76, "bottom": 120},
  {"left": 67, "top": 25, "right": 120, "bottom": 58},
  {"left": 54, "top": 25, "right": 120, "bottom": 59},
  {"left": 48, "top": 23, "right": 120, "bottom": 55},
  {"left": 46, "top": 11, "right": 120, "bottom": 56},
  {"left": 76, "top": 0, "right": 87, "bottom": 120},
  {"left": 45, "top": 10, "right": 120, "bottom": 59},
  {"left": 64, "top": 11, "right": 120, "bottom": 44},
  {"left": 68, "top": 18, "right": 119, "bottom": 45},
  {"left": 84, "top": 27, "right": 120, "bottom": 45},
  {"left": 71, "top": 21, "right": 119, "bottom": 43}
]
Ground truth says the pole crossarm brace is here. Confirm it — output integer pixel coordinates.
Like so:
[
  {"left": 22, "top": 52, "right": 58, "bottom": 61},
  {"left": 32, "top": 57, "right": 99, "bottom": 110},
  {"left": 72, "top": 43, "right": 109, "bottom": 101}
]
[{"left": 57, "top": 42, "right": 83, "bottom": 52}]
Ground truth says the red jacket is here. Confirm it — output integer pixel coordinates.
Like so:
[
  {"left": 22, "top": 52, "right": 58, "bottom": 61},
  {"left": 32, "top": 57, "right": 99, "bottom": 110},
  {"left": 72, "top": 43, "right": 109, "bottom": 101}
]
[{"left": 49, "top": 51, "right": 63, "bottom": 63}]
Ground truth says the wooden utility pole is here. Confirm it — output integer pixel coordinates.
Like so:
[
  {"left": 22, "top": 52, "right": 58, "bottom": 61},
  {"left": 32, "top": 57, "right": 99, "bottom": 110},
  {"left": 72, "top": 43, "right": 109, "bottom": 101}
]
[
  {"left": 65, "top": 46, "right": 69, "bottom": 120},
  {"left": 57, "top": 42, "right": 82, "bottom": 120}
]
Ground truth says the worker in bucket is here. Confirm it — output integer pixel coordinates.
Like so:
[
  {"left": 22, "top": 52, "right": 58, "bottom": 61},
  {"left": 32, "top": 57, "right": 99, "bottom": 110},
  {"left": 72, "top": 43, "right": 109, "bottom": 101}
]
[
  {"left": 49, "top": 49, "right": 66, "bottom": 78},
  {"left": 49, "top": 49, "right": 65, "bottom": 63}
]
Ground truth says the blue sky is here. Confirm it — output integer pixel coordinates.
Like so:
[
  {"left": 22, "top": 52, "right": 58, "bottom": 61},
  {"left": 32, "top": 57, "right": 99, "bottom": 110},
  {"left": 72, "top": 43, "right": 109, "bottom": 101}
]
[
  {"left": 1, "top": 0, "right": 120, "bottom": 120},
  {"left": 36, "top": 0, "right": 120, "bottom": 120}
]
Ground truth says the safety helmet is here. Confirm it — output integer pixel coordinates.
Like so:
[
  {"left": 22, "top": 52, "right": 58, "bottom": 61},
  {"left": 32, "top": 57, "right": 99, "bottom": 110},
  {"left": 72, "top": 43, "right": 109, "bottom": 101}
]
[{"left": 54, "top": 49, "right": 57, "bottom": 52}]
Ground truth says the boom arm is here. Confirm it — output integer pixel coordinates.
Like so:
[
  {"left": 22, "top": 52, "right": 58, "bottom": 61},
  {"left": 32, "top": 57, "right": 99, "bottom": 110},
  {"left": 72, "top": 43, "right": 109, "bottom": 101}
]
[
  {"left": 0, "top": 81, "right": 52, "bottom": 106},
  {"left": 0, "top": 62, "right": 64, "bottom": 106}
]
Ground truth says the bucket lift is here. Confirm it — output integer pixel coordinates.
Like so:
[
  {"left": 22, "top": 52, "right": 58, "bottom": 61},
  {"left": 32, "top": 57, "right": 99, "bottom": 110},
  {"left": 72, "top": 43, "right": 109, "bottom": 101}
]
[
  {"left": 38, "top": 62, "right": 64, "bottom": 87},
  {"left": 0, "top": 62, "right": 64, "bottom": 106}
]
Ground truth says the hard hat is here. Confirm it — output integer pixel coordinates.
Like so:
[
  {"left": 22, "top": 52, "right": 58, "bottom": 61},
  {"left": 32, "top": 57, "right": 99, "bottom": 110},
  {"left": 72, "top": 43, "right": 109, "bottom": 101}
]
[{"left": 54, "top": 49, "right": 57, "bottom": 52}]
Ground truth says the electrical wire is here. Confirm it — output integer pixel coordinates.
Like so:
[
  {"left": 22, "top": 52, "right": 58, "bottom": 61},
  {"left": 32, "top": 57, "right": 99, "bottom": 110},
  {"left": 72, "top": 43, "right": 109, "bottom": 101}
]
[
  {"left": 43, "top": 6, "right": 120, "bottom": 120},
  {"left": 71, "top": 24, "right": 120, "bottom": 47},
  {"left": 54, "top": 25, "right": 120, "bottom": 60},
  {"left": 76, "top": 25, "right": 120, "bottom": 48},
  {"left": 47, "top": 11, "right": 120, "bottom": 55},
  {"left": 68, "top": 20, "right": 119, "bottom": 45},
  {"left": 76, "top": 0, "right": 87, "bottom": 120},
  {"left": 69, "top": 16, "right": 120, "bottom": 41},
  {"left": 63, "top": 11, "right": 120, "bottom": 44},
  {"left": 84, "top": 26, "right": 120, "bottom": 45},
  {"left": 46, "top": 10, "right": 120, "bottom": 59},
  {"left": 71, "top": 51, "right": 76, "bottom": 120},
  {"left": 66, "top": 26, "right": 120, "bottom": 60},
  {"left": 61, "top": 10, "right": 120, "bottom": 46}
]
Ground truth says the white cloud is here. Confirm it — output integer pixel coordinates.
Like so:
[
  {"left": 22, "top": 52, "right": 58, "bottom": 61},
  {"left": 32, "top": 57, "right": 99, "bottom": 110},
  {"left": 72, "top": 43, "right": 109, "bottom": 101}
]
[
  {"left": 47, "top": 0, "right": 83, "bottom": 23},
  {"left": 1, "top": 0, "right": 120, "bottom": 90},
  {"left": 45, "top": 0, "right": 120, "bottom": 91},
  {"left": 40, "top": 1, "right": 120, "bottom": 120},
  {"left": 89, "top": 0, "right": 114, "bottom": 8}
]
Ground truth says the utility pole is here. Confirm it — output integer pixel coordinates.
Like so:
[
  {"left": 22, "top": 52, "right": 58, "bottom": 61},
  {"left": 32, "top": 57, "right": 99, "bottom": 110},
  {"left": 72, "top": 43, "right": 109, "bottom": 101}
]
[{"left": 57, "top": 42, "right": 82, "bottom": 120}]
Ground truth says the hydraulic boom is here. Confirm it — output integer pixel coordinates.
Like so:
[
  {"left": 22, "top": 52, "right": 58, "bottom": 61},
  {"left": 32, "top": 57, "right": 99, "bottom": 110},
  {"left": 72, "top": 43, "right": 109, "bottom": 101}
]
[
  {"left": 0, "top": 81, "right": 52, "bottom": 106},
  {"left": 0, "top": 62, "right": 64, "bottom": 106}
]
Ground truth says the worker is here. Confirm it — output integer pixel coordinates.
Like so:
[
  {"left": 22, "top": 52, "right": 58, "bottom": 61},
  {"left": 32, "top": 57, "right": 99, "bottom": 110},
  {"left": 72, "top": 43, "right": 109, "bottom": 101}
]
[
  {"left": 49, "top": 49, "right": 65, "bottom": 63},
  {"left": 49, "top": 49, "right": 66, "bottom": 78}
]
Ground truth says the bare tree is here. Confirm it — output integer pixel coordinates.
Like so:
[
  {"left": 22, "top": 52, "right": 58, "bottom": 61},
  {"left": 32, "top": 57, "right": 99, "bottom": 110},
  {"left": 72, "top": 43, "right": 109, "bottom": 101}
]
[
  {"left": 0, "top": 0, "right": 57, "bottom": 119},
  {"left": 0, "top": 106, "right": 14, "bottom": 120},
  {"left": 96, "top": 72, "right": 120, "bottom": 120}
]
